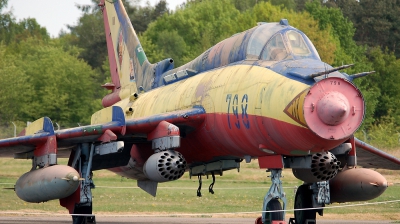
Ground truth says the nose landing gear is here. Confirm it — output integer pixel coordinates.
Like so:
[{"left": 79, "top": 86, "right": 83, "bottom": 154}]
[
  {"left": 256, "top": 169, "right": 286, "bottom": 224},
  {"left": 294, "top": 185, "right": 316, "bottom": 224}
]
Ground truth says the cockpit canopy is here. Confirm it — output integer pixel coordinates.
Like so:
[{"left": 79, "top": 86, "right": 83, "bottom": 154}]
[
  {"left": 156, "top": 19, "right": 325, "bottom": 89},
  {"left": 246, "top": 20, "right": 320, "bottom": 61}
]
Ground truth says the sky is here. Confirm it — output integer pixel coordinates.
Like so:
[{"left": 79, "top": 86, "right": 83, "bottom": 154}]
[{"left": 3, "top": 0, "right": 185, "bottom": 38}]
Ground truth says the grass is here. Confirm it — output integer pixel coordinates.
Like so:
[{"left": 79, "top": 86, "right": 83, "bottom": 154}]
[{"left": 0, "top": 157, "right": 399, "bottom": 221}]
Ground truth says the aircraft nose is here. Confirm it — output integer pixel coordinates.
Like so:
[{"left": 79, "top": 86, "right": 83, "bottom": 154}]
[{"left": 303, "top": 77, "right": 364, "bottom": 140}]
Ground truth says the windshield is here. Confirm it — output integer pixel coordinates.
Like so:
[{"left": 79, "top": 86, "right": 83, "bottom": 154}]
[
  {"left": 286, "top": 30, "right": 311, "bottom": 56},
  {"left": 246, "top": 23, "right": 287, "bottom": 58},
  {"left": 261, "top": 34, "right": 289, "bottom": 61},
  {"left": 247, "top": 22, "right": 320, "bottom": 61}
]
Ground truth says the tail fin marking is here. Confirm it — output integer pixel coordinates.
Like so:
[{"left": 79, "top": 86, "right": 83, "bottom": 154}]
[{"left": 101, "top": 0, "right": 153, "bottom": 106}]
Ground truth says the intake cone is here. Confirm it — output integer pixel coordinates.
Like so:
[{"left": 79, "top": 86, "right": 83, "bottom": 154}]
[{"left": 303, "top": 77, "right": 364, "bottom": 140}]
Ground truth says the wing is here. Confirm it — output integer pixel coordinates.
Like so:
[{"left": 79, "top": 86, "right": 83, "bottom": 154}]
[
  {"left": 355, "top": 137, "right": 400, "bottom": 170},
  {"left": 0, "top": 106, "right": 205, "bottom": 159}
]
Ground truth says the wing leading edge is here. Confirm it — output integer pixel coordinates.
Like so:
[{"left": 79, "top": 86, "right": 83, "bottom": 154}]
[{"left": 355, "top": 137, "right": 400, "bottom": 170}]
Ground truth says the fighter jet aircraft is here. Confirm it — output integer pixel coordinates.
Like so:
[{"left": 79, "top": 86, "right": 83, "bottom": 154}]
[{"left": 0, "top": 0, "right": 399, "bottom": 224}]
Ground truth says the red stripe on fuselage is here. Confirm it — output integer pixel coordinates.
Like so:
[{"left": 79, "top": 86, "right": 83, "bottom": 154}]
[
  {"left": 121, "top": 112, "right": 347, "bottom": 164},
  {"left": 178, "top": 112, "right": 345, "bottom": 163}
]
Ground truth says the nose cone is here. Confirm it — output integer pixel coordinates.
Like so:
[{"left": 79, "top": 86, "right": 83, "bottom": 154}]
[
  {"left": 304, "top": 77, "right": 364, "bottom": 140},
  {"left": 367, "top": 178, "right": 388, "bottom": 193},
  {"left": 65, "top": 171, "right": 81, "bottom": 182},
  {"left": 359, "top": 169, "right": 388, "bottom": 199},
  {"left": 317, "top": 92, "right": 350, "bottom": 125}
]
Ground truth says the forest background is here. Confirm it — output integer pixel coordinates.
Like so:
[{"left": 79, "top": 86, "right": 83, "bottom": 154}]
[{"left": 0, "top": 0, "right": 399, "bottom": 149}]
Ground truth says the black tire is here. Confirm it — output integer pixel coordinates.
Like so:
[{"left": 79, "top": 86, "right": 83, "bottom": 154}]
[
  {"left": 294, "top": 185, "right": 316, "bottom": 224},
  {"left": 72, "top": 215, "right": 87, "bottom": 224},
  {"left": 72, "top": 204, "right": 96, "bottom": 224},
  {"left": 265, "top": 199, "right": 284, "bottom": 224}
]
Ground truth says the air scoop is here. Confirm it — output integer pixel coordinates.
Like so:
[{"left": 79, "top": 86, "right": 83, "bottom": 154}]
[{"left": 303, "top": 77, "right": 364, "bottom": 140}]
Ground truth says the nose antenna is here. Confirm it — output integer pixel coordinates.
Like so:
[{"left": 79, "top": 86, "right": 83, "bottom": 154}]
[
  {"left": 349, "top": 71, "right": 376, "bottom": 80},
  {"left": 308, "top": 64, "right": 354, "bottom": 79}
]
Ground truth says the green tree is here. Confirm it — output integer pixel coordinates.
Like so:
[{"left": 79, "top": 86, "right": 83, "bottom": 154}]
[
  {"left": 0, "top": 4, "right": 49, "bottom": 45},
  {"left": 0, "top": 0, "right": 16, "bottom": 44},
  {"left": 144, "top": 0, "right": 241, "bottom": 66},
  {"left": 294, "top": 0, "right": 310, "bottom": 11},
  {"left": 305, "top": 1, "right": 362, "bottom": 64},
  {"left": 325, "top": 0, "right": 400, "bottom": 58},
  {"left": 366, "top": 48, "right": 400, "bottom": 124},
  {"left": 231, "top": 0, "right": 268, "bottom": 12},
  {"left": 8, "top": 38, "right": 102, "bottom": 124},
  {"left": 0, "top": 44, "right": 31, "bottom": 122},
  {"left": 14, "top": 18, "right": 49, "bottom": 42},
  {"left": 269, "top": 0, "right": 296, "bottom": 11},
  {"left": 0, "top": 0, "right": 7, "bottom": 9},
  {"left": 128, "top": 0, "right": 170, "bottom": 34},
  {"left": 67, "top": 12, "right": 106, "bottom": 72},
  {"left": 156, "top": 30, "right": 187, "bottom": 65}
]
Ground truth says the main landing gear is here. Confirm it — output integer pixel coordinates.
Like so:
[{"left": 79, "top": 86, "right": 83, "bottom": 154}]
[{"left": 65, "top": 143, "right": 97, "bottom": 224}]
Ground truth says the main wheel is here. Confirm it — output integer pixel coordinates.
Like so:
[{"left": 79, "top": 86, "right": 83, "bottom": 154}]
[
  {"left": 265, "top": 199, "right": 284, "bottom": 224},
  {"left": 294, "top": 185, "right": 316, "bottom": 224}
]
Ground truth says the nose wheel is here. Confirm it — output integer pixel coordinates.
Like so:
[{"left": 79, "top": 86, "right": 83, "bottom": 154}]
[
  {"left": 294, "top": 184, "right": 316, "bottom": 224},
  {"left": 72, "top": 203, "right": 96, "bottom": 224},
  {"left": 265, "top": 199, "right": 284, "bottom": 222}
]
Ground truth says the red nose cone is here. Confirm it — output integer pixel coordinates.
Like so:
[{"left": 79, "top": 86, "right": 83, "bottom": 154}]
[
  {"left": 317, "top": 92, "right": 350, "bottom": 125},
  {"left": 304, "top": 77, "right": 364, "bottom": 140}
]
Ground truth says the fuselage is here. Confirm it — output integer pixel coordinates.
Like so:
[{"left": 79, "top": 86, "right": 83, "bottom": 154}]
[{"left": 115, "top": 62, "right": 347, "bottom": 163}]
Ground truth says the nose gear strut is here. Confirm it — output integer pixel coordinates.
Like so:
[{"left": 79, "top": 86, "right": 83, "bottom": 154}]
[{"left": 261, "top": 169, "right": 286, "bottom": 224}]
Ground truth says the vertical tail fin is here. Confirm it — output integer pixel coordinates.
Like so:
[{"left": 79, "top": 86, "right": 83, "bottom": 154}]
[{"left": 100, "top": 0, "right": 152, "bottom": 107}]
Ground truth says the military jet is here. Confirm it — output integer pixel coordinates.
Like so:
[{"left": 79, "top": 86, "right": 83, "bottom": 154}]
[{"left": 0, "top": 1, "right": 398, "bottom": 224}]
